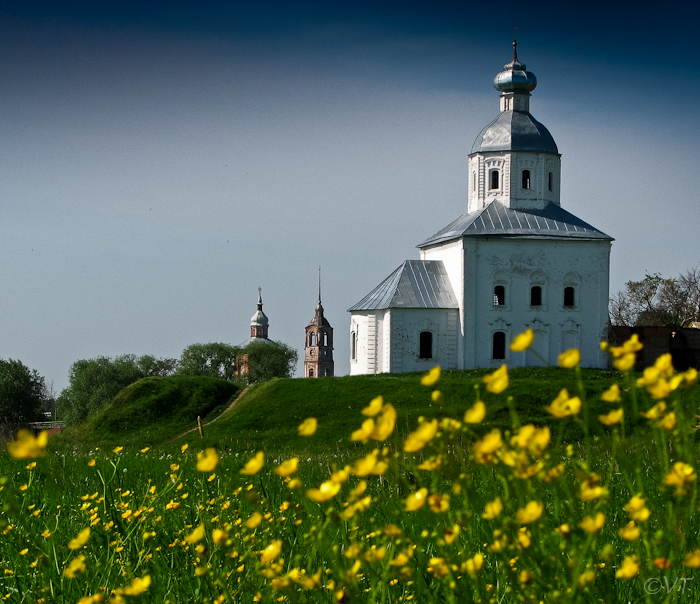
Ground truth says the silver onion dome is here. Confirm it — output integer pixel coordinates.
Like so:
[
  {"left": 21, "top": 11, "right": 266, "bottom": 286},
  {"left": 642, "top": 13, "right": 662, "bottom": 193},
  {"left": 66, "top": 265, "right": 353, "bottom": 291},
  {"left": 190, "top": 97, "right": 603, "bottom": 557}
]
[{"left": 493, "top": 40, "right": 537, "bottom": 94}]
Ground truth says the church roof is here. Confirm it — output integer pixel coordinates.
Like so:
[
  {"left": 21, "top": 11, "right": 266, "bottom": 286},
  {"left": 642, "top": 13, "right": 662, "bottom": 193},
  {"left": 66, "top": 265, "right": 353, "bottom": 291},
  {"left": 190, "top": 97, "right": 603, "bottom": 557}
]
[
  {"left": 418, "top": 201, "right": 613, "bottom": 248},
  {"left": 471, "top": 110, "right": 558, "bottom": 154},
  {"left": 348, "top": 260, "right": 458, "bottom": 311}
]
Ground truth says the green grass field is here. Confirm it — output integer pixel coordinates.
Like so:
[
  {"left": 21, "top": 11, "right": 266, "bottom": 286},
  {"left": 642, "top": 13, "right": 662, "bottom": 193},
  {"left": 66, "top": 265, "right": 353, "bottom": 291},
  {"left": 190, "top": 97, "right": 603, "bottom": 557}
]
[{"left": 2, "top": 355, "right": 700, "bottom": 603}]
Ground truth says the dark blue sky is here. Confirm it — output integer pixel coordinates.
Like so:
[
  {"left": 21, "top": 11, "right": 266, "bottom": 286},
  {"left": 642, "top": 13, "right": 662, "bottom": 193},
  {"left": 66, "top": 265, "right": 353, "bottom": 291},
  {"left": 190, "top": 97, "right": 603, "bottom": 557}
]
[{"left": 1, "top": 1, "right": 698, "bottom": 389}]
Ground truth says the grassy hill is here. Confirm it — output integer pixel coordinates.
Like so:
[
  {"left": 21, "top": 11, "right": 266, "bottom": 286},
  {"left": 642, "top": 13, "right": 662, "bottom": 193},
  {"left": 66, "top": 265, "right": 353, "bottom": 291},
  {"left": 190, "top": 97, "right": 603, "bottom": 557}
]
[
  {"left": 53, "top": 367, "right": 700, "bottom": 457},
  {"left": 56, "top": 375, "right": 240, "bottom": 449}
]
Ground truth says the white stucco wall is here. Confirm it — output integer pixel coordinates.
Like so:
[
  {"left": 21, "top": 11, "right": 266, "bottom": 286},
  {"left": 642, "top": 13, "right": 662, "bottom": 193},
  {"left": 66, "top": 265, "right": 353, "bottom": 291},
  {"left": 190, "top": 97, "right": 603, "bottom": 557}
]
[
  {"left": 461, "top": 237, "right": 611, "bottom": 369},
  {"left": 349, "top": 308, "right": 459, "bottom": 375}
]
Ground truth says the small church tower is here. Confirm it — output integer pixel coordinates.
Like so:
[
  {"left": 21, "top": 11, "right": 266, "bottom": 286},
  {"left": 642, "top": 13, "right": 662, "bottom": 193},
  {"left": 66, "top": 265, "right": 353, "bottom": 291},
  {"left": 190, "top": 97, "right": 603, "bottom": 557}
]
[
  {"left": 305, "top": 269, "right": 334, "bottom": 378},
  {"left": 250, "top": 287, "right": 269, "bottom": 340}
]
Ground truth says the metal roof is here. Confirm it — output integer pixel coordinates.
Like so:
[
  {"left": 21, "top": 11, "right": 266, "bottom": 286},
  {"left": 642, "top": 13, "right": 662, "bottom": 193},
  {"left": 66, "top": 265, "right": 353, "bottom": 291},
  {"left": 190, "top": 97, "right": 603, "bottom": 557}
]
[
  {"left": 418, "top": 201, "right": 613, "bottom": 248},
  {"left": 348, "top": 260, "right": 458, "bottom": 312},
  {"left": 471, "top": 110, "right": 558, "bottom": 154}
]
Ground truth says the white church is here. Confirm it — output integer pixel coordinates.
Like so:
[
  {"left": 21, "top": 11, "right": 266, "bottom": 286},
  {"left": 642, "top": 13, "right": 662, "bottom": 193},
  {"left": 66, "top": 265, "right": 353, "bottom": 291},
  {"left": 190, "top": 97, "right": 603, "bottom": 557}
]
[{"left": 348, "top": 42, "right": 613, "bottom": 374}]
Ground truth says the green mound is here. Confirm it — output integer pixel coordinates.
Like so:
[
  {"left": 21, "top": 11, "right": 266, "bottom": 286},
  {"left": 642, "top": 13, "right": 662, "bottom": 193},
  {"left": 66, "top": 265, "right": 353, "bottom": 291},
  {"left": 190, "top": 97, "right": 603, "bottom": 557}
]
[
  {"left": 199, "top": 367, "right": 622, "bottom": 455},
  {"left": 59, "top": 376, "right": 240, "bottom": 448}
]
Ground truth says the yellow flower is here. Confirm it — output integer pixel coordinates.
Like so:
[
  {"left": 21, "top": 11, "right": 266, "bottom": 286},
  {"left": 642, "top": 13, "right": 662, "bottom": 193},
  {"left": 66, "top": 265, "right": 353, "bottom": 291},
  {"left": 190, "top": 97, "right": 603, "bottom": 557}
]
[
  {"left": 68, "top": 528, "right": 91, "bottom": 550},
  {"left": 483, "top": 365, "right": 508, "bottom": 394},
  {"left": 7, "top": 430, "right": 48, "bottom": 460},
  {"left": 510, "top": 329, "right": 534, "bottom": 352},
  {"left": 184, "top": 524, "right": 205, "bottom": 544},
  {"left": 370, "top": 403, "right": 396, "bottom": 441},
  {"left": 544, "top": 389, "right": 581, "bottom": 418},
  {"left": 641, "top": 401, "right": 667, "bottom": 420},
  {"left": 64, "top": 556, "right": 86, "bottom": 578},
  {"left": 428, "top": 493, "right": 450, "bottom": 513},
  {"left": 245, "top": 512, "right": 263, "bottom": 529},
  {"left": 181, "top": 443, "right": 189, "bottom": 452},
  {"left": 240, "top": 452, "right": 265, "bottom": 475},
  {"left": 352, "top": 451, "right": 379, "bottom": 476},
  {"left": 579, "top": 477, "right": 608, "bottom": 502},
  {"left": 599, "top": 408, "right": 624, "bottom": 425},
  {"left": 140, "top": 447, "right": 150, "bottom": 453},
  {"left": 428, "top": 557, "right": 450, "bottom": 578},
  {"left": 87, "top": 459, "right": 96, "bottom": 467},
  {"left": 660, "top": 412, "right": 676, "bottom": 430},
  {"left": 274, "top": 457, "right": 299, "bottom": 478},
  {"left": 664, "top": 462, "right": 697, "bottom": 496},
  {"left": 515, "top": 501, "right": 543, "bottom": 524},
  {"left": 615, "top": 556, "right": 638, "bottom": 580},
  {"left": 579, "top": 512, "right": 605, "bottom": 533},
  {"left": 404, "top": 488, "right": 428, "bottom": 512},
  {"left": 481, "top": 497, "right": 503, "bottom": 520},
  {"left": 619, "top": 521, "right": 640, "bottom": 541},
  {"left": 473, "top": 430, "right": 502, "bottom": 464},
  {"left": 260, "top": 540, "right": 282, "bottom": 564},
  {"left": 298, "top": 417, "right": 317, "bottom": 436},
  {"left": 684, "top": 550, "right": 700, "bottom": 568},
  {"left": 558, "top": 348, "right": 580, "bottom": 368},
  {"left": 113, "top": 446, "right": 123, "bottom": 454},
  {"left": 351, "top": 418, "right": 375, "bottom": 442},
  {"left": 361, "top": 396, "right": 383, "bottom": 416},
  {"left": 510, "top": 424, "right": 550, "bottom": 457},
  {"left": 601, "top": 383, "right": 621, "bottom": 403},
  {"left": 403, "top": 419, "right": 438, "bottom": 452},
  {"left": 464, "top": 401, "right": 486, "bottom": 424},
  {"left": 613, "top": 353, "right": 636, "bottom": 372},
  {"left": 122, "top": 575, "right": 151, "bottom": 596},
  {"left": 624, "top": 495, "right": 650, "bottom": 522},
  {"left": 577, "top": 570, "right": 595, "bottom": 588},
  {"left": 196, "top": 448, "right": 219, "bottom": 472},
  {"left": 444, "top": 524, "right": 460, "bottom": 544},
  {"left": 306, "top": 480, "right": 341, "bottom": 503},
  {"left": 421, "top": 366, "right": 441, "bottom": 386},
  {"left": 554, "top": 524, "right": 571, "bottom": 539},
  {"left": 463, "top": 553, "right": 484, "bottom": 575}
]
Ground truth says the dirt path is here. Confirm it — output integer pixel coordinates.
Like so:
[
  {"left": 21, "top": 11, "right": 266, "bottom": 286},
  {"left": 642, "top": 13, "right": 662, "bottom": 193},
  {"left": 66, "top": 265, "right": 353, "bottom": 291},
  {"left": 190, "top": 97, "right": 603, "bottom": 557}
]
[{"left": 166, "top": 387, "right": 249, "bottom": 444}]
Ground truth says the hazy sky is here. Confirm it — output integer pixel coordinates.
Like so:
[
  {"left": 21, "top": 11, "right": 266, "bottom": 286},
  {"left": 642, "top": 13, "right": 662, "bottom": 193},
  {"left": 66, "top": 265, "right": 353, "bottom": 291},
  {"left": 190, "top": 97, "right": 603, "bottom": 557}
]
[{"left": 1, "top": 1, "right": 699, "bottom": 392}]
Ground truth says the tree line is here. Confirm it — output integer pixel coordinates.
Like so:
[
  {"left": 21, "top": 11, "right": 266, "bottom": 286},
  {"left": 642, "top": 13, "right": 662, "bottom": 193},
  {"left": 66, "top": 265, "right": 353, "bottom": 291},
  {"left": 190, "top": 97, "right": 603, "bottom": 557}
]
[
  {"left": 0, "top": 341, "right": 297, "bottom": 428},
  {"left": 609, "top": 266, "right": 700, "bottom": 328}
]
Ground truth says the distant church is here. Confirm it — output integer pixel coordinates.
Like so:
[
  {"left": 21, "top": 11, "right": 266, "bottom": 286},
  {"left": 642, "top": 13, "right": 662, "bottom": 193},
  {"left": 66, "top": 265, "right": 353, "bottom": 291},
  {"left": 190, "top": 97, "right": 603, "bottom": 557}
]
[
  {"left": 304, "top": 271, "right": 334, "bottom": 378},
  {"left": 348, "top": 41, "right": 613, "bottom": 374}
]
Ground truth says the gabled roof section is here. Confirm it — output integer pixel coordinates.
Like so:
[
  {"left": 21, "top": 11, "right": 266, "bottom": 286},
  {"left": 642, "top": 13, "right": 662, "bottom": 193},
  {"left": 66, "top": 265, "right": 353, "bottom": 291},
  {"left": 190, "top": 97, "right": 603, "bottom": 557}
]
[
  {"left": 348, "top": 260, "right": 458, "bottom": 312},
  {"left": 418, "top": 201, "right": 613, "bottom": 248}
]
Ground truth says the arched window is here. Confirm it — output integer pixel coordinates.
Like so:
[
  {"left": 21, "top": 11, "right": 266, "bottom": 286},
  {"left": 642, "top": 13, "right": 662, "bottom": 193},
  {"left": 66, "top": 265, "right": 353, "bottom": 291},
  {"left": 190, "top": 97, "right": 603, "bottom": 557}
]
[
  {"left": 548, "top": 172, "right": 553, "bottom": 191},
  {"left": 472, "top": 172, "right": 476, "bottom": 191},
  {"left": 493, "top": 285, "right": 505, "bottom": 306},
  {"left": 522, "top": 170, "right": 531, "bottom": 189},
  {"left": 492, "top": 332, "right": 506, "bottom": 360},
  {"left": 309, "top": 332, "right": 316, "bottom": 346},
  {"left": 322, "top": 332, "right": 328, "bottom": 346},
  {"left": 309, "top": 368, "right": 314, "bottom": 377},
  {"left": 564, "top": 287, "right": 575, "bottom": 308},
  {"left": 490, "top": 170, "right": 500, "bottom": 190},
  {"left": 530, "top": 286, "right": 542, "bottom": 306},
  {"left": 351, "top": 331, "right": 356, "bottom": 360},
  {"left": 419, "top": 331, "right": 433, "bottom": 359}
]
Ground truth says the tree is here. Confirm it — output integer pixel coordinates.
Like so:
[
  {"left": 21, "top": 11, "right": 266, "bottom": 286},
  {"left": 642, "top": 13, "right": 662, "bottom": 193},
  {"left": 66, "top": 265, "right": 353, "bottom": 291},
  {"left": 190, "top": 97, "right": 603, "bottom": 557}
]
[
  {"left": 57, "top": 355, "right": 145, "bottom": 426},
  {"left": 0, "top": 359, "right": 47, "bottom": 425},
  {"left": 243, "top": 341, "right": 298, "bottom": 384},
  {"left": 177, "top": 343, "right": 240, "bottom": 381},
  {"left": 610, "top": 267, "right": 700, "bottom": 327},
  {"left": 136, "top": 355, "right": 179, "bottom": 377}
]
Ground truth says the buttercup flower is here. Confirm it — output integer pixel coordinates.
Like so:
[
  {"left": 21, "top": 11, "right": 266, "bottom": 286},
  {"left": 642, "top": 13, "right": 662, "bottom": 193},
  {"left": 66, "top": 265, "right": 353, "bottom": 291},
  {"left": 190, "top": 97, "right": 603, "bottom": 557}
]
[
  {"left": 481, "top": 497, "right": 503, "bottom": 520},
  {"left": 260, "top": 541, "right": 282, "bottom": 564},
  {"left": 516, "top": 501, "right": 543, "bottom": 524},
  {"left": 369, "top": 403, "right": 396, "bottom": 441},
  {"left": 624, "top": 495, "right": 651, "bottom": 522},
  {"left": 404, "top": 488, "right": 428, "bottom": 512},
  {"left": 7, "top": 429, "right": 48, "bottom": 460},
  {"left": 464, "top": 401, "right": 486, "bottom": 424},
  {"left": 619, "top": 521, "right": 640, "bottom": 541},
  {"left": 196, "top": 448, "right": 219, "bottom": 472},
  {"left": 483, "top": 365, "right": 508, "bottom": 394},
  {"left": 510, "top": 329, "right": 534, "bottom": 352},
  {"left": 545, "top": 389, "right": 581, "bottom": 418},
  {"left": 615, "top": 556, "right": 639, "bottom": 580},
  {"left": 599, "top": 408, "right": 623, "bottom": 425},
  {"left": 240, "top": 452, "right": 265, "bottom": 475},
  {"left": 421, "top": 366, "right": 441, "bottom": 386},
  {"left": 558, "top": 348, "right": 580, "bottom": 368},
  {"left": 601, "top": 383, "right": 621, "bottom": 403},
  {"left": 362, "top": 396, "right": 383, "bottom": 416},
  {"left": 306, "top": 480, "right": 341, "bottom": 503},
  {"left": 473, "top": 430, "right": 503, "bottom": 464},
  {"left": 68, "top": 528, "right": 90, "bottom": 550},
  {"left": 274, "top": 457, "right": 299, "bottom": 478},
  {"left": 184, "top": 524, "right": 205, "bottom": 544},
  {"left": 351, "top": 418, "right": 375, "bottom": 441},
  {"left": 579, "top": 513, "right": 605, "bottom": 533},
  {"left": 663, "top": 462, "right": 697, "bottom": 496},
  {"left": 403, "top": 419, "right": 438, "bottom": 452},
  {"left": 298, "top": 417, "right": 317, "bottom": 436}
]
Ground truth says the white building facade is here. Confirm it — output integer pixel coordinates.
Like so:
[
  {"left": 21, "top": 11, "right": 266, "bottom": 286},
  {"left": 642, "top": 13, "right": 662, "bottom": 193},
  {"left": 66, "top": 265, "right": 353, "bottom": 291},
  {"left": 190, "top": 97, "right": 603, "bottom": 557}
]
[{"left": 349, "top": 43, "right": 612, "bottom": 374}]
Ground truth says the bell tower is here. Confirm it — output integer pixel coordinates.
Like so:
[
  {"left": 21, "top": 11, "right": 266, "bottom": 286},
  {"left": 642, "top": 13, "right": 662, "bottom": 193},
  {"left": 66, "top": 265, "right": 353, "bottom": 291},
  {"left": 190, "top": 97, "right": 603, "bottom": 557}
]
[{"left": 304, "top": 268, "right": 334, "bottom": 378}]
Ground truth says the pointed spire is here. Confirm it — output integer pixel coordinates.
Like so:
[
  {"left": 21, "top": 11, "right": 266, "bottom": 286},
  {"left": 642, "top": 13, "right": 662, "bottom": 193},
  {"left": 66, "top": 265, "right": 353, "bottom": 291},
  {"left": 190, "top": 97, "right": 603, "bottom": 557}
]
[
  {"left": 318, "top": 266, "right": 322, "bottom": 304},
  {"left": 513, "top": 24, "right": 518, "bottom": 63},
  {"left": 257, "top": 287, "right": 263, "bottom": 310}
]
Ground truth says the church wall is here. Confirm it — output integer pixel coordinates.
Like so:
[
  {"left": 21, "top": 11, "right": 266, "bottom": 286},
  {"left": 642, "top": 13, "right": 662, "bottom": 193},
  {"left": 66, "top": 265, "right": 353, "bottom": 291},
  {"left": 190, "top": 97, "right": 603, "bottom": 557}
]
[
  {"left": 349, "top": 311, "right": 378, "bottom": 376},
  {"left": 389, "top": 308, "right": 459, "bottom": 372},
  {"left": 465, "top": 237, "right": 611, "bottom": 369}
]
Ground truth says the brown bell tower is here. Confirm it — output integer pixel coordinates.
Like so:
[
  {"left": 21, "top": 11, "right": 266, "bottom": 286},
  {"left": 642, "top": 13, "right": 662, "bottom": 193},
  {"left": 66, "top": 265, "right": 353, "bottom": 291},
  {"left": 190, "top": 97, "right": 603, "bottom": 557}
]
[{"left": 305, "top": 268, "right": 334, "bottom": 378}]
